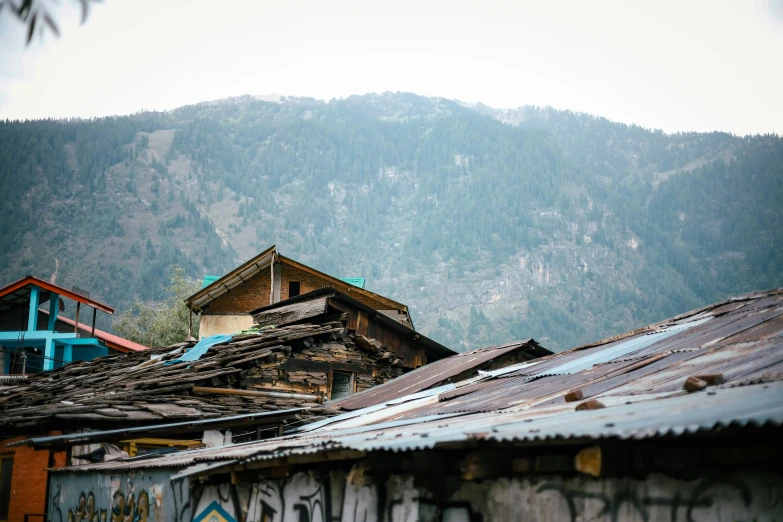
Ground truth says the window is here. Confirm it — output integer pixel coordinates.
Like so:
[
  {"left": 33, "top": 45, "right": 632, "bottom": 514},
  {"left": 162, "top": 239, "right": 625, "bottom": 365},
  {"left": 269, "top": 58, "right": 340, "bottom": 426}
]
[
  {"left": 0, "top": 456, "right": 13, "bottom": 522},
  {"left": 288, "top": 281, "right": 301, "bottom": 298},
  {"left": 331, "top": 371, "right": 355, "bottom": 399}
]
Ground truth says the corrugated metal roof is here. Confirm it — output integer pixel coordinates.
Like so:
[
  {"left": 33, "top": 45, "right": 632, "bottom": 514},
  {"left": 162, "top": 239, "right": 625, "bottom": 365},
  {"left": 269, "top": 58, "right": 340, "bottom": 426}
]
[
  {"left": 52, "top": 289, "right": 783, "bottom": 476},
  {"left": 329, "top": 340, "right": 542, "bottom": 410},
  {"left": 52, "top": 380, "right": 783, "bottom": 474}
]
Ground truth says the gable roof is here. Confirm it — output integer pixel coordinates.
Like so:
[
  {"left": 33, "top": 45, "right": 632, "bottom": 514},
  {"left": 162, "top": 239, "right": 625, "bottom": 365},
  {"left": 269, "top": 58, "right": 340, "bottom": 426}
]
[
  {"left": 184, "top": 246, "right": 409, "bottom": 314},
  {"left": 185, "top": 245, "right": 277, "bottom": 312},
  {"left": 0, "top": 275, "right": 114, "bottom": 316}
]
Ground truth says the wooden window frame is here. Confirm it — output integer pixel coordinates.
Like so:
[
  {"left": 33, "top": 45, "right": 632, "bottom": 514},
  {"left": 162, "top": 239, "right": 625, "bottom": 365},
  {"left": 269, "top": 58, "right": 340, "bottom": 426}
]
[{"left": 329, "top": 370, "right": 356, "bottom": 400}]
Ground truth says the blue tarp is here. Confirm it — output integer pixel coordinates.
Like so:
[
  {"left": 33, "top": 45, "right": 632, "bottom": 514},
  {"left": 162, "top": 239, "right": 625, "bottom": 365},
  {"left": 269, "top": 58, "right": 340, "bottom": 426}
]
[{"left": 169, "top": 334, "right": 233, "bottom": 364}]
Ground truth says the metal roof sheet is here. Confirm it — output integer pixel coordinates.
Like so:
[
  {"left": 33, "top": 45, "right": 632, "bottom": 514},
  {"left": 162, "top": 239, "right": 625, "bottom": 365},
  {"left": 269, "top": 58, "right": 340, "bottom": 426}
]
[
  {"left": 9, "top": 409, "right": 304, "bottom": 447},
  {"left": 329, "top": 340, "right": 542, "bottom": 410},
  {"left": 51, "top": 381, "right": 783, "bottom": 474},
  {"left": 52, "top": 289, "right": 783, "bottom": 477}
]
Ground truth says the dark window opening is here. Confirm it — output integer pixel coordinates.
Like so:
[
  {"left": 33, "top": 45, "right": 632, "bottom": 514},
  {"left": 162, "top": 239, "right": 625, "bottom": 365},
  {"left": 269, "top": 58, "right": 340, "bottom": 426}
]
[
  {"left": 0, "top": 456, "right": 13, "bottom": 521},
  {"left": 331, "top": 371, "right": 355, "bottom": 399},
  {"left": 289, "top": 281, "right": 301, "bottom": 297}
]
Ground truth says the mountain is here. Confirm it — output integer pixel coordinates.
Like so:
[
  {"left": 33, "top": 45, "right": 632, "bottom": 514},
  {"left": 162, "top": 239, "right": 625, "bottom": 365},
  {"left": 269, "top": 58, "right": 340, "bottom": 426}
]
[{"left": 1, "top": 92, "right": 781, "bottom": 351}]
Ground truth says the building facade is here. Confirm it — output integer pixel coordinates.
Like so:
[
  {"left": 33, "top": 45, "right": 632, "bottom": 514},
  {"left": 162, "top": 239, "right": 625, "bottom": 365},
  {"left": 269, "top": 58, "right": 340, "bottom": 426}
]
[{"left": 185, "top": 246, "right": 414, "bottom": 339}]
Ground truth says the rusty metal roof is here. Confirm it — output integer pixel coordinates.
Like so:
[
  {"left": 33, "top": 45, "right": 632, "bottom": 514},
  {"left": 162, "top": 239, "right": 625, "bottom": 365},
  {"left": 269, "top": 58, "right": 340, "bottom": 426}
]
[
  {"left": 328, "top": 340, "right": 546, "bottom": 410},
  {"left": 51, "top": 379, "right": 783, "bottom": 475},
  {"left": 50, "top": 288, "right": 783, "bottom": 475}
]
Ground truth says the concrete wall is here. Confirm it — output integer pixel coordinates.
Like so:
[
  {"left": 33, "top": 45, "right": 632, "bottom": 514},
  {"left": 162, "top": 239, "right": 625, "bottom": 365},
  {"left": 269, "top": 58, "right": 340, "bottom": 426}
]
[
  {"left": 191, "top": 465, "right": 783, "bottom": 522},
  {"left": 0, "top": 436, "right": 66, "bottom": 522},
  {"left": 47, "top": 468, "right": 190, "bottom": 522},
  {"left": 199, "top": 314, "right": 254, "bottom": 338}
]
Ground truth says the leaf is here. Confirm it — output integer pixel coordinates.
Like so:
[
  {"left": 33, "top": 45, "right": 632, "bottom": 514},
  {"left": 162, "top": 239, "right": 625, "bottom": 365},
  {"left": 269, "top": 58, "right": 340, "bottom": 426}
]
[
  {"left": 43, "top": 12, "right": 59, "bottom": 37},
  {"left": 17, "top": 0, "right": 32, "bottom": 18},
  {"left": 79, "top": 0, "right": 88, "bottom": 23},
  {"left": 26, "top": 12, "right": 36, "bottom": 44}
]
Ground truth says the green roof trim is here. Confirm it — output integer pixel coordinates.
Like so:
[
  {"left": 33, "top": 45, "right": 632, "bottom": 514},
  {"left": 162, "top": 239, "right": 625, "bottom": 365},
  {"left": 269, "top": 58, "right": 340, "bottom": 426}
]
[
  {"left": 202, "top": 275, "right": 220, "bottom": 288},
  {"left": 339, "top": 278, "right": 366, "bottom": 289}
]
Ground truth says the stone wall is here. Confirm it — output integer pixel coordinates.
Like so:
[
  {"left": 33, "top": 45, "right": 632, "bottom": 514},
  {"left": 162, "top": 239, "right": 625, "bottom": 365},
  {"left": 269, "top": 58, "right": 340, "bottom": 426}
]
[{"left": 241, "top": 332, "right": 403, "bottom": 406}]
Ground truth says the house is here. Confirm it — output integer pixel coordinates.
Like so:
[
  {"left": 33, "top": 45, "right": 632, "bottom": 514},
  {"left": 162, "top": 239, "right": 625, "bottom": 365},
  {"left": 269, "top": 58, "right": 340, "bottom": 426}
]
[
  {"left": 37, "top": 288, "right": 783, "bottom": 522},
  {"left": 185, "top": 245, "right": 414, "bottom": 339},
  {"left": 0, "top": 289, "right": 463, "bottom": 522},
  {"left": 0, "top": 276, "right": 147, "bottom": 522},
  {"left": 0, "top": 275, "right": 145, "bottom": 374}
]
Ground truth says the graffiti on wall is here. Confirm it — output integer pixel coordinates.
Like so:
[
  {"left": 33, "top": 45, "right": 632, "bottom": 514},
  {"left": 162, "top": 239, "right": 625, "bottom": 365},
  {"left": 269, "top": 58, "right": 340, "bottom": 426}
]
[
  {"left": 53, "top": 465, "right": 782, "bottom": 522},
  {"left": 190, "top": 466, "right": 783, "bottom": 522},
  {"left": 49, "top": 472, "right": 167, "bottom": 522}
]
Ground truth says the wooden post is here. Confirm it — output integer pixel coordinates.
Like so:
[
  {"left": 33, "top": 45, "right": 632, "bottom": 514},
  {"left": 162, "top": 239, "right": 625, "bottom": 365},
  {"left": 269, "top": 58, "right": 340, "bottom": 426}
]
[
  {"left": 188, "top": 309, "right": 193, "bottom": 340},
  {"left": 270, "top": 258, "right": 275, "bottom": 305},
  {"left": 74, "top": 302, "right": 81, "bottom": 334},
  {"left": 90, "top": 307, "right": 97, "bottom": 337}
]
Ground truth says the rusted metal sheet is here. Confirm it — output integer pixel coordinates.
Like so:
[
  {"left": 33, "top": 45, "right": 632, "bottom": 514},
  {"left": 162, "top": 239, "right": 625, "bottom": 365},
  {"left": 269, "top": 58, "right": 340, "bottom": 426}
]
[
  {"left": 49, "top": 289, "right": 783, "bottom": 479},
  {"left": 51, "top": 380, "right": 783, "bottom": 475},
  {"left": 329, "top": 341, "right": 540, "bottom": 410}
]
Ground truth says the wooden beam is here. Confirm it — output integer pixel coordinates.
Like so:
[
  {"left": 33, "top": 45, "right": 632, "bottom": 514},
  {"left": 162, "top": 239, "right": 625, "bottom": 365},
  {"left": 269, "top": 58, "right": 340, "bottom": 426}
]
[
  {"left": 192, "top": 386, "right": 319, "bottom": 401},
  {"left": 279, "top": 358, "right": 375, "bottom": 375}
]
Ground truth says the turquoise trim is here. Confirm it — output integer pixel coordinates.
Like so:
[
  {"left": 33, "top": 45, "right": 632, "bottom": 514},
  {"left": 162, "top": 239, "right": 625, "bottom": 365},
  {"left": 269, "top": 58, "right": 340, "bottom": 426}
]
[
  {"left": 47, "top": 293, "right": 59, "bottom": 330},
  {"left": 202, "top": 275, "right": 220, "bottom": 288},
  {"left": 0, "top": 331, "right": 76, "bottom": 341},
  {"left": 59, "top": 338, "right": 103, "bottom": 347},
  {"left": 43, "top": 336, "right": 55, "bottom": 370},
  {"left": 0, "top": 331, "right": 77, "bottom": 341},
  {"left": 28, "top": 285, "right": 40, "bottom": 331},
  {"left": 193, "top": 501, "right": 237, "bottom": 522},
  {"left": 340, "top": 277, "right": 366, "bottom": 289}
]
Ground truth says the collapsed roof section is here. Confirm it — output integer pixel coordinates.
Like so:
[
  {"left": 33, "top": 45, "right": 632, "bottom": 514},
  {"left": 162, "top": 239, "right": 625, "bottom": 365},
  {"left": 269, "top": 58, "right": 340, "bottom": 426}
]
[{"left": 249, "top": 287, "right": 456, "bottom": 367}]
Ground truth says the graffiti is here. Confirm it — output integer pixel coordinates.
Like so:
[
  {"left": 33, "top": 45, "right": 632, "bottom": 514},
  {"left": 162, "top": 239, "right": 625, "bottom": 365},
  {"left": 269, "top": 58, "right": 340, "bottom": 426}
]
[
  {"left": 110, "top": 490, "right": 149, "bottom": 522},
  {"left": 172, "top": 478, "right": 192, "bottom": 522},
  {"left": 51, "top": 484, "right": 64, "bottom": 522},
  {"left": 61, "top": 490, "right": 151, "bottom": 522},
  {"left": 67, "top": 491, "right": 106, "bottom": 522},
  {"left": 243, "top": 474, "right": 330, "bottom": 522},
  {"left": 48, "top": 472, "right": 168, "bottom": 522},
  {"left": 51, "top": 465, "right": 783, "bottom": 522},
  {"left": 192, "top": 483, "right": 240, "bottom": 522},
  {"left": 532, "top": 473, "right": 781, "bottom": 522}
]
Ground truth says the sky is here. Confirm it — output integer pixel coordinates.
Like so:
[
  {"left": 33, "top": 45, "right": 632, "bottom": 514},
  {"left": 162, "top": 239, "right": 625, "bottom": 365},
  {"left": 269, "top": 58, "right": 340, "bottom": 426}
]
[{"left": 1, "top": 0, "right": 782, "bottom": 135}]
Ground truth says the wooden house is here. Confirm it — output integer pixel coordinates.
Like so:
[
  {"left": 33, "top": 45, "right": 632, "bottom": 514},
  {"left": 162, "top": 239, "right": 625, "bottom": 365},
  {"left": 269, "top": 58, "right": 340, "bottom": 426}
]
[{"left": 184, "top": 245, "right": 413, "bottom": 339}]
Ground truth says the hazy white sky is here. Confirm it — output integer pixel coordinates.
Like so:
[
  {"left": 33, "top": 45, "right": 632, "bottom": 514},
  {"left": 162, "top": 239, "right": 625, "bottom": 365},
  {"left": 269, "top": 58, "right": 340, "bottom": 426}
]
[{"left": 1, "top": 0, "right": 782, "bottom": 135}]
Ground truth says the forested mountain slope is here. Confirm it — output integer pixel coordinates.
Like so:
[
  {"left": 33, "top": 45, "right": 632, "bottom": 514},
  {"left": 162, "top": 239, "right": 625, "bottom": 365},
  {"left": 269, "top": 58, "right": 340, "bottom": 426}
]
[{"left": 1, "top": 93, "right": 781, "bottom": 350}]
